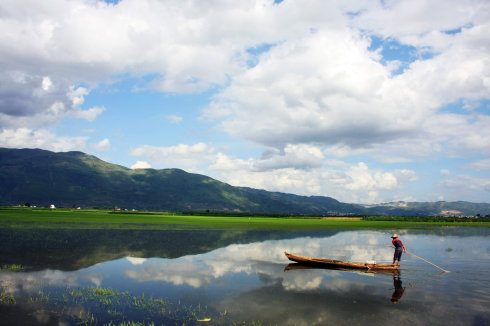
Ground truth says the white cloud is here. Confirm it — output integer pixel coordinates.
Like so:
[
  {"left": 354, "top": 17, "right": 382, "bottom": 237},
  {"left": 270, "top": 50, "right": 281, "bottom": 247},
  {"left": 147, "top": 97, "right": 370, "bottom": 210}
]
[
  {"left": 205, "top": 14, "right": 490, "bottom": 158},
  {"left": 198, "top": 1, "right": 490, "bottom": 167},
  {"left": 126, "top": 257, "right": 147, "bottom": 265},
  {"left": 465, "top": 158, "right": 490, "bottom": 171},
  {"left": 354, "top": 0, "right": 487, "bottom": 47},
  {"left": 394, "top": 169, "right": 418, "bottom": 183},
  {"left": 0, "top": 128, "right": 86, "bottom": 152},
  {"left": 130, "top": 142, "right": 216, "bottom": 171},
  {"left": 439, "top": 173, "right": 490, "bottom": 201},
  {"left": 129, "top": 141, "right": 417, "bottom": 203},
  {"left": 440, "top": 169, "right": 451, "bottom": 176},
  {"left": 41, "top": 76, "right": 53, "bottom": 91},
  {"left": 2, "top": 0, "right": 488, "bottom": 153},
  {"left": 73, "top": 106, "right": 105, "bottom": 122},
  {"left": 166, "top": 115, "right": 183, "bottom": 124},
  {"left": 90, "top": 138, "right": 110, "bottom": 151},
  {"left": 205, "top": 29, "right": 397, "bottom": 149},
  {"left": 1, "top": 0, "right": 489, "bottom": 203},
  {"left": 344, "top": 162, "right": 397, "bottom": 191},
  {"left": 252, "top": 144, "right": 324, "bottom": 171},
  {"left": 130, "top": 161, "right": 152, "bottom": 170},
  {"left": 0, "top": 0, "right": 242, "bottom": 128}
]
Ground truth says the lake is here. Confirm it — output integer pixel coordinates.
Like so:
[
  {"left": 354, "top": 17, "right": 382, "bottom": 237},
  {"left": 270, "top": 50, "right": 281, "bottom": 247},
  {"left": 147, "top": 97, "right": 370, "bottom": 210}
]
[{"left": 0, "top": 227, "right": 488, "bottom": 325}]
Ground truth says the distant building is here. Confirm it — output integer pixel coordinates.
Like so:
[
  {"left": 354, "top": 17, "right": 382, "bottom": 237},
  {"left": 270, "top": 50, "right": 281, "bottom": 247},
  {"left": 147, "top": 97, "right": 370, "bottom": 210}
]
[{"left": 50, "top": 204, "right": 56, "bottom": 209}]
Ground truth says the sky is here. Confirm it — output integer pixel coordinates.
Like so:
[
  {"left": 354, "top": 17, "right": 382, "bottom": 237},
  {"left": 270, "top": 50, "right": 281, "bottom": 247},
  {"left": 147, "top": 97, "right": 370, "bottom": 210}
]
[{"left": 0, "top": 0, "right": 489, "bottom": 204}]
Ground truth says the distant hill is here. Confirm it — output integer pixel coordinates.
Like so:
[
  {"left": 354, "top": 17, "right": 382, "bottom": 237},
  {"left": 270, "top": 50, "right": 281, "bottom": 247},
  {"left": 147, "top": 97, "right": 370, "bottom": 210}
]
[
  {"left": 0, "top": 148, "right": 363, "bottom": 214},
  {"left": 363, "top": 201, "right": 490, "bottom": 217},
  {"left": 0, "top": 148, "right": 488, "bottom": 216}
]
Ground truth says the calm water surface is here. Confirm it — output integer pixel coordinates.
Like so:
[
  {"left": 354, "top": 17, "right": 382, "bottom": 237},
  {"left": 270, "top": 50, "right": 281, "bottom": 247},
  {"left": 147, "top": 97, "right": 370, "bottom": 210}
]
[{"left": 0, "top": 227, "right": 488, "bottom": 325}]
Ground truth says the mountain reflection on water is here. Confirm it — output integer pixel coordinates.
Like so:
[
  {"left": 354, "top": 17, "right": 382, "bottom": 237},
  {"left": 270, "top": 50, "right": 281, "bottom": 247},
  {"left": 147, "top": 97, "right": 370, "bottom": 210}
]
[
  {"left": 0, "top": 228, "right": 338, "bottom": 270},
  {"left": 0, "top": 228, "right": 489, "bottom": 325}
]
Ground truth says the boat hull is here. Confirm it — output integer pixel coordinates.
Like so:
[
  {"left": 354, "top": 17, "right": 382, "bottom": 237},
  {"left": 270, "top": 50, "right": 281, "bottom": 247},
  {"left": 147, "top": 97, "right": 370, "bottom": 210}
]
[{"left": 284, "top": 251, "right": 399, "bottom": 270}]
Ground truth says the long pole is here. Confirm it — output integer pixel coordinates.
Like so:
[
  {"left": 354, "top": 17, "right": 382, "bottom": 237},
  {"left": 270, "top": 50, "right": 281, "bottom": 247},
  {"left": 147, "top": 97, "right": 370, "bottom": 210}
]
[{"left": 406, "top": 252, "right": 449, "bottom": 273}]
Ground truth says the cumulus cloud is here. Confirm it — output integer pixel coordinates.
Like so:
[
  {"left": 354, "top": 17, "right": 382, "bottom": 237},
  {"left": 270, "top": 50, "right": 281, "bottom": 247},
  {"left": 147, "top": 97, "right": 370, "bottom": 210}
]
[
  {"left": 1, "top": 0, "right": 489, "bottom": 203},
  {"left": 130, "top": 142, "right": 217, "bottom": 171},
  {"left": 0, "top": 128, "right": 86, "bottom": 152},
  {"left": 0, "top": 0, "right": 288, "bottom": 128},
  {"left": 2, "top": 0, "right": 489, "bottom": 153},
  {"left": 130, "top": 160, "right": 152, "bottom": 170},
  {"left": 206, "top": 17, "right": 490, "bottom": 157},
  {"left": 252, "top": 144, "right": 324, "bottom": 171},
  {"left": 205, "top": 29, "right": 397, "bottom": 149},
  {"left": 130, "top": 142, "right": 418, "bottom": 203},
  {"left": 90, "top": 138, "right": 110, "bottom": 151},
  {"left": 354, "top": 0, "right": 487, "bottom": 47},
  {"left": 0, "top": 73, "right": 73, "bottom": 128},
  {"left": 71, "top": 106, "right": 105, "bottom": 122},
  {"left": 220, "top": 157, "right": 417, "bottom": 204}
]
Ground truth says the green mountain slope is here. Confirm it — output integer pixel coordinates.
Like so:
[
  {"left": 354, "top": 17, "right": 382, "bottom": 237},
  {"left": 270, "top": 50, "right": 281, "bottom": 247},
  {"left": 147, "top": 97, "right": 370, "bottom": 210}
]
[
  {"left": 1, "top": 148, "right": 488, "bottom": 215},
  {"left": 0, "top": 148, "right": 364, "bottom": 214}
]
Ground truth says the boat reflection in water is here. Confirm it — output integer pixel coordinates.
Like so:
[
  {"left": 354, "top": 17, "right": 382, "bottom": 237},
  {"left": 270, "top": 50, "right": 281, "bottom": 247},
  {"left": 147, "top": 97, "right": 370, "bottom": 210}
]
[
  {"left": 0, "top": 228, "right": 487, "bottom": 325},
  {"left": 285, "top": 263, "right": 407, "bottom": 304}
]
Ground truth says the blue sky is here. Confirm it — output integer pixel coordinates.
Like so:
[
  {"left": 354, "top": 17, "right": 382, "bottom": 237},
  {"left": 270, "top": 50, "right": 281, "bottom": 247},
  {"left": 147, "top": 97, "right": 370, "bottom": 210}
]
[{"left": 0, "top": 0, "right": 489, "bottom": 204}]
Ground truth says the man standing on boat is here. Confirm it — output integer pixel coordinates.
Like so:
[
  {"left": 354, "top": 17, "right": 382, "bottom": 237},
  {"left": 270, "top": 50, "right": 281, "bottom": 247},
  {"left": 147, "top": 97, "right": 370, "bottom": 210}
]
[{"left": 391, "top": 234, "right": 407, "bottom": 266}]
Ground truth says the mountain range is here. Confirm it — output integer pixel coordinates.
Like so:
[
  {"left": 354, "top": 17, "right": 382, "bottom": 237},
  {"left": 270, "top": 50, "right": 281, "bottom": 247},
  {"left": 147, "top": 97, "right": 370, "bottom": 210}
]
[{"left": 0, "top": 148, "right": 488, "bottom": 216}]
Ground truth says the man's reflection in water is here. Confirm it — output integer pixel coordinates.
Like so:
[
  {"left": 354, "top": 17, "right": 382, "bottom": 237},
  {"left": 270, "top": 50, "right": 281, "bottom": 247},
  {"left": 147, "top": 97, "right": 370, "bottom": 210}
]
[{"left": 391, "top": 271, "right": 406, "bottom": 304}]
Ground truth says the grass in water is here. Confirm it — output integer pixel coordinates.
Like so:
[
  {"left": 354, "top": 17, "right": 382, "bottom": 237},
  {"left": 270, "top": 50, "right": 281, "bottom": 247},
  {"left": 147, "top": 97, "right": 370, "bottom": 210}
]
[
  {"left": 0, "top": 264, "right": 23, "bottom": 272},
  {"left": 0, "top": 291, "right": 16, "bottom": 305},
  {"left": 0, "top": 282, "right": 268, "bottom": 325}
]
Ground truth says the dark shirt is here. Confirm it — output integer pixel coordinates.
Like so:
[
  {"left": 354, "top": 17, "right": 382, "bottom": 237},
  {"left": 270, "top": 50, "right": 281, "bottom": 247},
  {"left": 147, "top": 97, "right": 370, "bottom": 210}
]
[{"left": 392, "top": 238, "right": 403, "bottom": 248}]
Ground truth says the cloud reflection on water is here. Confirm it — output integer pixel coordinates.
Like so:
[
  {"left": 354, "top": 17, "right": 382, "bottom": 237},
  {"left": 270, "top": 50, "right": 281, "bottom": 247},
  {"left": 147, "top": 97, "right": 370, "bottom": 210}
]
[
  {"left": 123, "top": 231, "right": 393, "bottom": 291},
  {"left": 0, "top": 229, "right": 488, "bottom": 326}
]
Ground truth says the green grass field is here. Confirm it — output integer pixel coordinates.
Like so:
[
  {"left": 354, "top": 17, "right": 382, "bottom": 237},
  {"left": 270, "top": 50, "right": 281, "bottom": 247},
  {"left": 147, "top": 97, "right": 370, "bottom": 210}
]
[{"left": 0, "top": 207, "right": 487, "bottom": 230}]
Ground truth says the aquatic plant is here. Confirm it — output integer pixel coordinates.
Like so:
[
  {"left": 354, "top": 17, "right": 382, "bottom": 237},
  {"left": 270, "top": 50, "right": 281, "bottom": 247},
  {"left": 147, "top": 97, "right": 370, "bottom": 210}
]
[
  {"left": 0, "top": 291, "right": 16, "bottom": 305},
  {"left": 0, "top": 264, "right": 23, "bottom": 271},
  {"left": 29, "top": 289, "right": 51, "bottom": 304},
  {"left": 77, "top": 311, "right": 98, "bottom": 325},
  {"left": 0, "top": 281, "right": 266, "bottom": 325}
]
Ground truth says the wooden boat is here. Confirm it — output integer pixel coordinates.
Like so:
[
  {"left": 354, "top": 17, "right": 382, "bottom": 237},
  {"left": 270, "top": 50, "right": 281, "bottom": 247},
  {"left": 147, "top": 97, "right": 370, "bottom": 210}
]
[{"left": 284, "top": 251, "right": 399, "bottom": 270}]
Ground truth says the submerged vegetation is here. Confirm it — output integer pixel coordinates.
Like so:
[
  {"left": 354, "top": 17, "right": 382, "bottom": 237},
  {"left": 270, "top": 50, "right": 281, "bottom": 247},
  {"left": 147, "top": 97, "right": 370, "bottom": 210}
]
[
  {"left": 0, "top": 264, "right": 23, "bottom": 272},
  {"left": 1, "top": 283, "right": 204, "bottom": 325},
  {"left": 0, "top": 280, "right": 265, "bottom": 325}
]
